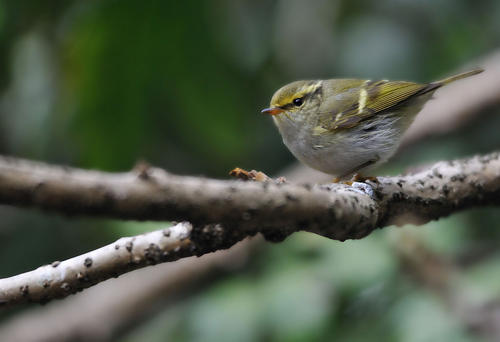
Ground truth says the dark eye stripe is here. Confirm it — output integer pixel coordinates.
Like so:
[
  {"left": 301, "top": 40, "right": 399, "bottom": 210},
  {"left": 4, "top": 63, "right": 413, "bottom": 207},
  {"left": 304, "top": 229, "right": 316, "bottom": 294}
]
[
  {"left": 281, "top": 84, "right": 322, "bottom": 109},
  {"left": 281, "top": 103, "right": 294, "bottom": 110}
]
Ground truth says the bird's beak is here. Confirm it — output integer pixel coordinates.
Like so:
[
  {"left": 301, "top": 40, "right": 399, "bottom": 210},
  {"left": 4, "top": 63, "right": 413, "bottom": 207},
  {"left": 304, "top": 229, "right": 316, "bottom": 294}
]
[{"left": 261, "top": 107, "right": 284, "bottom": 116}]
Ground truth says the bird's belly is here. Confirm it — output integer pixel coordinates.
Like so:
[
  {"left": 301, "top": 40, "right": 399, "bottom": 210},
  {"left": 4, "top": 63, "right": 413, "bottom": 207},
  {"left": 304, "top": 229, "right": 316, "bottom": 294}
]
[
  {"left": 285, "top": 137, "right": 385, "bottom": 176},
  {"left": 281, "top": 116, "right": 406, "bottom": 176}
]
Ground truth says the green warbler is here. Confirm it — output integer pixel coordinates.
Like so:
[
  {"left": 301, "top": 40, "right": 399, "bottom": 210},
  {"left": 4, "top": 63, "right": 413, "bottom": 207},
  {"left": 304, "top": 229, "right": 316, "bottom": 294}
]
[{"left": 262, "top": 69, "right": 483, "bottom": 180}]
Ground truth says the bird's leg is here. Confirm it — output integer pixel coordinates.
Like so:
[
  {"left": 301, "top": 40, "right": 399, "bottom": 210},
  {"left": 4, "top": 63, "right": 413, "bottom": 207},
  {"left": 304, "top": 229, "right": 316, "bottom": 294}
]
[
  {"left": 332, "top": 174, "right": 377, "bottom": 185},
  {"left": 350, "top": 173, "right": 378, "bottom": 183},
  {"left": 332, "top": 156, "right": 380, "bottom": 185}
]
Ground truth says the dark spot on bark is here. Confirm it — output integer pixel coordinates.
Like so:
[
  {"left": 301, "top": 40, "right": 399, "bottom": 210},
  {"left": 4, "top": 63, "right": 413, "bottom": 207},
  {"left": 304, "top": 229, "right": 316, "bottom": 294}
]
[
  {"left": 51, "top": 261, "right": 60, "bottom": 268},
  {"left": 163, "top": 229, "right": 171, "bottom": 237},
  {"left": 125, "top": 241, "right": 133, "bottom": 252},
  {"left": 144, "top": 243, "right": 162, "bottom": 264},
  {"left": 392, "top": 192, "right": 401, "bottom": 201},
  {"left": 114, "top": 244, "right": 120, "bottom": 250},
  {"left": 84, "top": 257, "right": 93, "bottom": 268},
  {"left": 20, "top": 285, "right": 29, "bottom": 296},
  {"left": 451, "top": 174, "right": 466, "bottom": 182},
  {"left": 76, "top": 272, "right": 89, "bottom": 282},
  {"left": 42, "top": 279, "right": 51, "bottom": 288},
  {"left": 285, "top": 193, "right": 299, "bottom": 202},
  {"left": 442, "top": 185, "right": 450, "bottom": 196},
  {"left": 432, "top": 169, "right": 443, "bottom": 179}
]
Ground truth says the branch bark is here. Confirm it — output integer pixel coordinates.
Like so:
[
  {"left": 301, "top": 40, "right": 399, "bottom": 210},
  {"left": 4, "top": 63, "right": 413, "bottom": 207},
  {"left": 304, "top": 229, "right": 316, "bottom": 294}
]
[
  {"left": 1, "top": 151, "right": 500, "bottom": 306},
  {"left": 1, "top": 152, "right": 500, "bottom": 239},
  {"left": 0, "top": 239, "right": 256, "bottom": 341}
]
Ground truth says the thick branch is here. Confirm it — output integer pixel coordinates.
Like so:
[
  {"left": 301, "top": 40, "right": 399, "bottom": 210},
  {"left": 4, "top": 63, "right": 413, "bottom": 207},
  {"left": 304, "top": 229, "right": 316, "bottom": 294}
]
[{"left": 1, "top": 153, "right": 500, "bottom": 239}]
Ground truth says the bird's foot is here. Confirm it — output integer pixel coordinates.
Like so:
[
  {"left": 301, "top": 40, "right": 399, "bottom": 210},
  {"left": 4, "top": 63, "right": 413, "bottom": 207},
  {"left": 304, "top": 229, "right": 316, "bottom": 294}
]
[{"left": 229, "top": 167, "right": 286, "bottom": 183}]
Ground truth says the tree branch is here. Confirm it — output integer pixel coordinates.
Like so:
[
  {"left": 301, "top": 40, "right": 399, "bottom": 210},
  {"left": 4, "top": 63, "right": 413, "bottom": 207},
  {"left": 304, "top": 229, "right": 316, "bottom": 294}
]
[
  {"left": 0, "top": 238, "right": 256, "bottom": 341},
  {"left": 1, "top": 152, "right": 500, "bottom": 238},
  {"left": 0, "top": 152, "right": 500, "bottom": 306}
]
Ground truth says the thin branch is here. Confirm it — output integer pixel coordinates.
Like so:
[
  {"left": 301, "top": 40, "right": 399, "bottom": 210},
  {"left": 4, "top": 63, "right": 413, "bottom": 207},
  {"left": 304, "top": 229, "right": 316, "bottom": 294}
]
[
  {"left": 0, "top": 222, "right": 191, "bottom": 307},
  {"left": 1, "top": 152, "right": 500, "bottom": 306},
  {"left": 0, "top": 239, "right": 256, "bottom": 341}
]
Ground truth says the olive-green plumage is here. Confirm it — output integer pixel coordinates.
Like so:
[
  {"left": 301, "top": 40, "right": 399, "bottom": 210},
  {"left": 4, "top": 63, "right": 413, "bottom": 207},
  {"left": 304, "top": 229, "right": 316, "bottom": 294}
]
[{"left": 262, "top": 69, "right": 483, "bottom": 178}]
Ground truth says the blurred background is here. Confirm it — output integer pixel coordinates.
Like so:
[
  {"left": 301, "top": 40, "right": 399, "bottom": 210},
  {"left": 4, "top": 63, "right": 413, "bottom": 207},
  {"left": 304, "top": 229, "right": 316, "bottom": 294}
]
[{"left": 1, "top": 0, "right": 500, "bottom": 341}]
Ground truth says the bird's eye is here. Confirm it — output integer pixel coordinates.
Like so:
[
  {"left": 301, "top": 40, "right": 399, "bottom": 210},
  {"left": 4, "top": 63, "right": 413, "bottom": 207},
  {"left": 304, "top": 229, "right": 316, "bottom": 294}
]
[{"left": 293, "top": 98, "right": 304, "bottom": 107}]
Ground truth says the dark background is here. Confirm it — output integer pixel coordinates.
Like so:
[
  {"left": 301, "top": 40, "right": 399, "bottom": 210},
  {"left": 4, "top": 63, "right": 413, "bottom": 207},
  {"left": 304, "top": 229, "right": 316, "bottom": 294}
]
[{"left": 1, "top": 1, "right": 500, "bottom": 341}]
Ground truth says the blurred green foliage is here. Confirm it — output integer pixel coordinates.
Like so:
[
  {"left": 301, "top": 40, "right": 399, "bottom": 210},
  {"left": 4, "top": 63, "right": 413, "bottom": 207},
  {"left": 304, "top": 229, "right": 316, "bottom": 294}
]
[{"left": 0, "top": 0, "right": 499, "bottom": 341}]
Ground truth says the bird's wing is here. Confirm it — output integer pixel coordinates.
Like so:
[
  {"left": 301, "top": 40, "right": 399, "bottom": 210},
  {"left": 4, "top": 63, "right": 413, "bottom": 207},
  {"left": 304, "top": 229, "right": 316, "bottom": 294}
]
[{"left": 318, "top": 79, "right": 430, "bottom": 131}]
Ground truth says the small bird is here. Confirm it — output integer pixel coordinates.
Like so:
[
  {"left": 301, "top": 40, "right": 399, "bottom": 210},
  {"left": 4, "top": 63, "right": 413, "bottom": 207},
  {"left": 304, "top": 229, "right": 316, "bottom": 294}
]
[{"left": 262, "top": 69, "right": 483, "bottom": 181}]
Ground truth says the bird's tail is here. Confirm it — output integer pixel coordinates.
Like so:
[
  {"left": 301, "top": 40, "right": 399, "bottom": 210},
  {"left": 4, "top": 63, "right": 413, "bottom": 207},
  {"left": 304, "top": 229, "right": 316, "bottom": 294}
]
[{"left": 433, "top": 68, "right": 484, "bottom": 86}]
